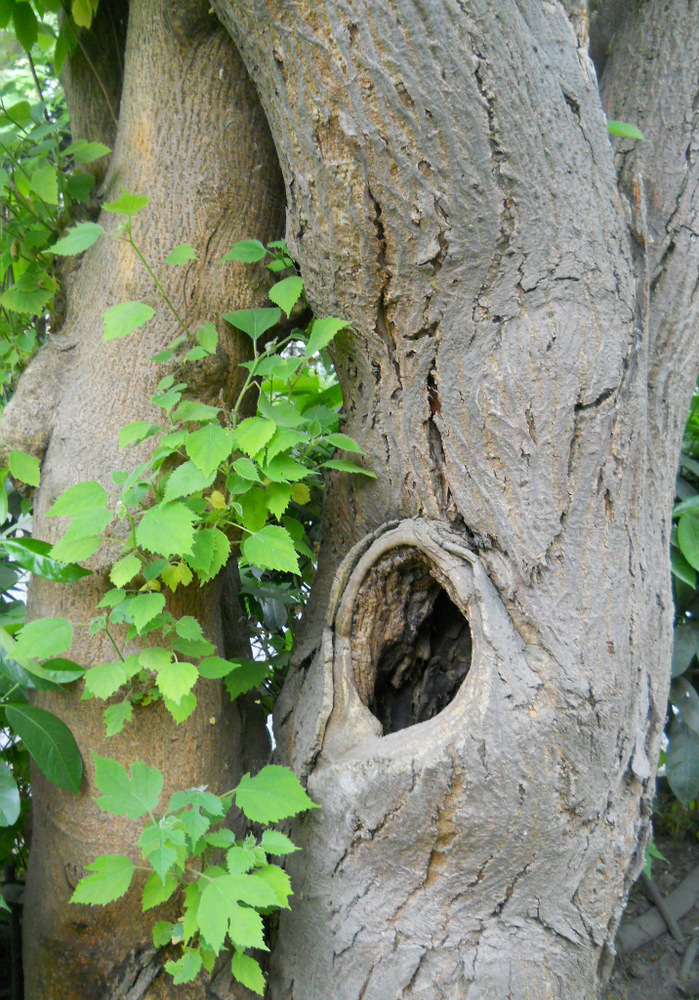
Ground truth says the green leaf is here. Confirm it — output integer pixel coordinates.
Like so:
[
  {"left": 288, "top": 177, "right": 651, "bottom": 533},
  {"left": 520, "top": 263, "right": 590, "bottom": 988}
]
[
  {"left": 9, "top": 449, "right": 40, "bottom": 487},
  {"left": 185, "top": 528, "right": 230, "bottom": 583},
  {"left": 49, "top": 535, "right": 101, "bottom": 564},
  {"left": 231, "top": 951, "right": 265, "bottom": 996},
  {"left": 667, "top": 718, "right": 699, "bottom": 805},
  {"left": 104, "top": 701, "right": 132, "bottom": 737},
  {"left": 165, "top": 243, "right": 198, "bottom": 265},
  {"left": 5, "top": 703, "right": 82, "bottom": 792},
  {"left": 119, "top": 422, "right": 162, "bottom": 449},
  {"left": 233, "top": 457, "right": 261, "bottom": 482},
  {"left": 65, "top": 139, "right": 111, "bottom": 163},
  {"left": 29, "top": 164, "right": 58, "bottom": 205},
  {"left": 142, "top": 872, "right": 178, "bottom": 911},
  {"left": 174, "top": 617, "right": 205, "bottom": 641},
  {"left": 152, "top": 920, "right": 175, "bottom": 947},
  {"left": 607, "top": 119, "right": 645, "bottom": 141},
  {"left": 221, "top": 239, "right": 266, "bottom": 263},
  {"left": 185, "top": 424, "right": 234, "bottom": 477},
  {"left": 265, "top": 482, "right": 292, "bottom": 519},
  {"left": 93, "top": 755, "right": 163, "bottom": 819},
  {"left": 126, "top": 593, "right": 166, "bottom": 633},
  {"left": 54, "top": 507, "right": 113, "bottom": 542},
  {"left": 671, "top": 677, "right": 699, "bottom": 733},
  {"left": 224, "top": 660, "right": 271, "bottom": 701},
  {"left": 49, "top": 221, "right": 105, "bottom": 256},
  {"left": 305, "top": 317, "right": 348, "bottom": 356},
  {"left": 168, "top": 787, "right": 224, "bottom": 816},
  {"left": 163, "top": 692, "right": 197, "bottom": 723},
  {"left": 110, "top": 554, "right": 142, "bottom": 588},
  {"left": 197, "top": 323, "right": 218, "bottom": 353},
  {"left": 71, "top": 855, "right": 135, "bottom": 905},
  {"left": 259, "top": 829, "right": 299, "bottom": 857},
  {"left": 323, "top": 433, "right": 364, "bottom": 453},
  {"left": 13, "top": 618, "right": 72, "bottom": 661},
  {"left": 223, "top": 307, "right": 281, "bottom": 342},
  {"left": 198, "top": 875, "right": 269, "bottom": 952},
  {"left": 241, "top": 526, "right": 300, "bottom": 574},
  {"left": 136, "top": 502, "right": 197, "bottom": 558},
  {"left": 71, "top": 0, "right": 97, "bottom": 28},
  {"left": 263, "top": 455, "right": 309, "bottom": 483},
  {"left": 268, "top": 276, "right": 303, "bottom": 317},
  {"left": 197, "top": 655, "right": 236, "bottom": 679},
  {"left": 12, "top": 1, "right": 38, "bottom": 52},
  {"left": 163, "top": 462, "right": 215, "bottom": 502},
  {"left": 671, "top": 547, "right": 696, "bottom": 587},
  {"left": 231, "top": 417, "right": 276, "bottom": 458},
  {"left": 0, "top": 1, "right": 15, "bottom": 32},
  {"left": 0, "top": 759, "right": 20, "bottom": 826},
  {"left": 155, "top": 659, "right": 198, "bottom": 705},
  {"left": 234, "top": 765, "right": 317, "bottom": 824},
  {"left": 165, "top": 949, "right": 203, "bottom": 985},
  {"left": 255, "top": 863, "right": 292, "bottom": 908},
  {"left": 139, "top": 819, "right": 186, "bottom": 880},
  {"left": 323, "top": 459, "right": 375, "bottom": 477},
  {"left": 3, "top": 538, "right": 92, "bottom": 582},
  {"left": 33, "top": 657, "right": 84, "bottom": 684},
  {"left": 83, "top": 660, "right": 128, "bottom": 701},
  {"left": 0, "top": 274, "right": 53, "bottom": 316},
  {"left": 103, "top": 188, "right": 150, "bottom": 217},
  {"left": 672, "top": 624, "right": 699, "bottom": 677},
  {"left": 47, "top": 481, "right": 109, "bottom": 517},
  {"left": 104, "top": 301, "right": 156, "bottom": 343},
  {"left": 66, "top": 172, "right": 96, "bottom": 203}
]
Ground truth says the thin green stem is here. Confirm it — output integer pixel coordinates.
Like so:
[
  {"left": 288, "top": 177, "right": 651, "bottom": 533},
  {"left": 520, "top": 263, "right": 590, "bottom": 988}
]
[
  {"left": 128, "top": 237, "right": 191, "bottom": 340},
  {"left": 104, "top": 624, "right": 125, "bottom": 662}
]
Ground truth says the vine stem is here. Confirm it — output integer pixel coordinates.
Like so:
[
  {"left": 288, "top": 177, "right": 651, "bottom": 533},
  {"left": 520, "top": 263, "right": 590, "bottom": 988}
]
[{"left": 128, "top": 235, "right": 191, "bottom": 340}]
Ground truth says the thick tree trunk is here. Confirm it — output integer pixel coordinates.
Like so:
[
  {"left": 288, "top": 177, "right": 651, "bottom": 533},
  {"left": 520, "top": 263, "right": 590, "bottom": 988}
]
[
  {"left": 0, "top": 1, "right": 283, "bottom": 996},
  {"left": 211, "top": 1, "right": 699, "bottom": 997}
]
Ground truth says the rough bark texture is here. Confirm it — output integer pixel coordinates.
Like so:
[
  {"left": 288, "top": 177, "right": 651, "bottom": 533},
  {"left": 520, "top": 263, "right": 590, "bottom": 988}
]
[
  {"left": 0, "top": 1, "right": 284, "bottom": 996},
  {"left": 210, "top": 1, "right": 699, "bottom": 997},
  {"left": 5, "top": 0, "right": 699, "bottom": 997}
]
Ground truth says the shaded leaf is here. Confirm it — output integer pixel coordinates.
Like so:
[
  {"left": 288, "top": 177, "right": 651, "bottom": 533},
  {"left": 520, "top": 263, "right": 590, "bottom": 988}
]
[{"left": 5, "top": 703, "right": 82, "bottom": 792}]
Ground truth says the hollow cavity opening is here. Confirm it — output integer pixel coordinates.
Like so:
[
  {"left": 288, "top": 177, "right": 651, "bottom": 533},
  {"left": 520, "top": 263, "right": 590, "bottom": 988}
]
[{"left": 350, "top": 550, "right": 472, "bottom": 735}]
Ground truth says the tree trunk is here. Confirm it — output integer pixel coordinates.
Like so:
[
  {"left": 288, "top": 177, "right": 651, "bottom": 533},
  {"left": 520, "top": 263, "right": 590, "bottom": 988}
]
[
  {"left": 0, "top": 1, "right": 283, "bottom": 996},
  {"left": 212, "top": 1, "right": 699, "bottom": 996},
  {"left": 4, "top": 0, "right": 699, "bottom": 997}
]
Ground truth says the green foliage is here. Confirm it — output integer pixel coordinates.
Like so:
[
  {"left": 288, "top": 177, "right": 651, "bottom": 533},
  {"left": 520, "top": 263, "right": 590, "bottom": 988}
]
[
  {"left": 71, "top": 756, "right": 316, "bottom": 993},
  {"left": 607, "top": 119, "right": 646, "bottom": 141},
  {"left": 668, "top": 390, "right": 699, "bottom": 804}
]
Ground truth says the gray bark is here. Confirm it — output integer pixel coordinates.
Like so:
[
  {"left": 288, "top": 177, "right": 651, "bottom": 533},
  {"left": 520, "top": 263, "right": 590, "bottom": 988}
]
[{"left": 210, "top": 1, "right": 699, "bottom": 997}]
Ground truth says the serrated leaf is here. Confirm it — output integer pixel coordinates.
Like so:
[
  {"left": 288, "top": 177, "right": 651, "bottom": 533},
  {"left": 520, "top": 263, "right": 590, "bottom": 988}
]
[
  {"left": 323, "top": 459, "right": 375, "bottom": 477},
  {"left": 142, "top": 872, "right": 178, "bottom": 911},
  {"left": 104, "top": 301, "right": 156, "bottom": 343},
  {"left": 222, "top": 239, "right": 266, "bottom": 262},
  {"left": 166, "top": 949, "right": 203, "bottom": 985},
  {"left": 110, "top": 554, "right": 141, "bottom": 588},
  {"left": 232, "top": 417, "right": 276, "bottom": 458},
  {"left": 241, "top": 526, "right": 300, "bottom": 574},
  {"left": 139, "top": 819, "right": 186, "bottom": 880},
  {"left": 185, "top": 423, "right": 234, "bottom": 477},
  {"left": 255, "top": 864, "right": 292, "bottom": 908},
  {"left": 268, "top": 276, "right": 303, "bottom": 316},
  {"left": 65, "top": 139, "right": 111, "bottom": 163},
  {"left": 29, "top": 164, "right": 58, "bottom": 205},
  {"left": 259, "top": 829, "right": 299, "bottom": 856},
  {"left": 9, "top": 449, "right": 40, "bottom": 487},
  {"left": 234, "top": 765, "right": 317, "bottom": 824},
  {"left": 168, "top": 787, "right": 224, "bottom": 817},
  {"left": 163, "top": 462, "right": 215, "bottom": 502},
  {"left": 231, "top": 951, "right": 265, "bottom": 995},
  {"left": 119, "top": 422, "right": 162, "bottom": 449},
  {"left": 0, "top": 759, "right": 20, "bottom": 826},
  {"left": 152, "top": 920, "right": 175, "bottom": 947},
  {"left": 47, "top": 481, "right": 109, "bottom": 517},
  {"left": 165, "top": 243, "right": 198, "bottom": 265},
  {"left": 223, "top": 307, "right": 281, "bottom": 342},
  {"left": 173, "top": 399, "right": 221, "bottom": 424},
  {"left": 305, "top": 316, "right": 348, "bottom": 356},
  {"left": 0, "top": 275, "right": 53, "bottom": 315},
  {"left": 163, "top": 692, "right": 197, "bottom": 723},
  {"left": 83, "top": 660, "right": 128, "bottom": 700},
  {"left": 607, "top": 119, "right": 645, "bottom": 141},
  {"left": 104, "top": 701, "right": 133, "bottom": 737},
  {"left": 103, "top": 188, "right": 150, "bottom": 216},
  {"left": 5, "top": 703, "right": 82, "bottom": 792},
  {"left": 323, "top": 432, "right": 364, "bottom": 453},
  {"left": 197, "top": 655, "right": 236, "bottom": 679},
  {"left": 136, "top": 502, "right": 196, "bottom": 558},
  {"left": 161, "top": 561, "right": 194, "bottom": 591},
  {"left": 13, "top": 617, "right": 72, "bottom": 661},
  {"left": 49, "top": 534, "right": 102, "bottom": 564},
  {"left": 126, "top": 593, "right": 166, "bottom": 633},
  {"left": 93, "top": 755, "right": 163, "bottom": 819},
  {"left": 156, "top": 659, "right": 198, "bottom": 704},
  {"left": 185, "top": 528, "right": 230, "bottom": 583},
  {"left": 233, "top": 457, "right": 261, "bottom": 482},
  {"left": 198, "top": 875, "right": 270, "bottom": 952},
  {"left": 49, "top": 221, "right": 105, "bottom": 256},
  {"left": 197, "top": 323, "right": 218, "bottom": 353},
  {"left": 224, "top": 660, "right": 271, "bottom": 701},
  {"left": 289, "top": 482, "right": 311, "bottom": 506},
  {"left": 263, "top": 455, "right": 309, "bottom": 483},
  {"left": 71, "top": 855, "right": 135, "bottom": 905}
]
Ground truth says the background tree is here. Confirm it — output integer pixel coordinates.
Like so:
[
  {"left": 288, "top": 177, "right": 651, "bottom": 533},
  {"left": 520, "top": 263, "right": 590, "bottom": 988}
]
[{"left": 0, "top": 0, "right": 697, "bottom": 998}]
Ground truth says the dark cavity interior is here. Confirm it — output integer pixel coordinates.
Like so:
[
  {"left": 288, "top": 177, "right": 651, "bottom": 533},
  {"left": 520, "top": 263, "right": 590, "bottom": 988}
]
[{"left": 351, "top": 551, "right": 472, "bottom": 735}]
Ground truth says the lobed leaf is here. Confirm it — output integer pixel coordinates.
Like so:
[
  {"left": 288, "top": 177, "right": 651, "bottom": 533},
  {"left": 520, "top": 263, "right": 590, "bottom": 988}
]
[{"left": 71, "top": 855, "right": 135, "bottom": 905}]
